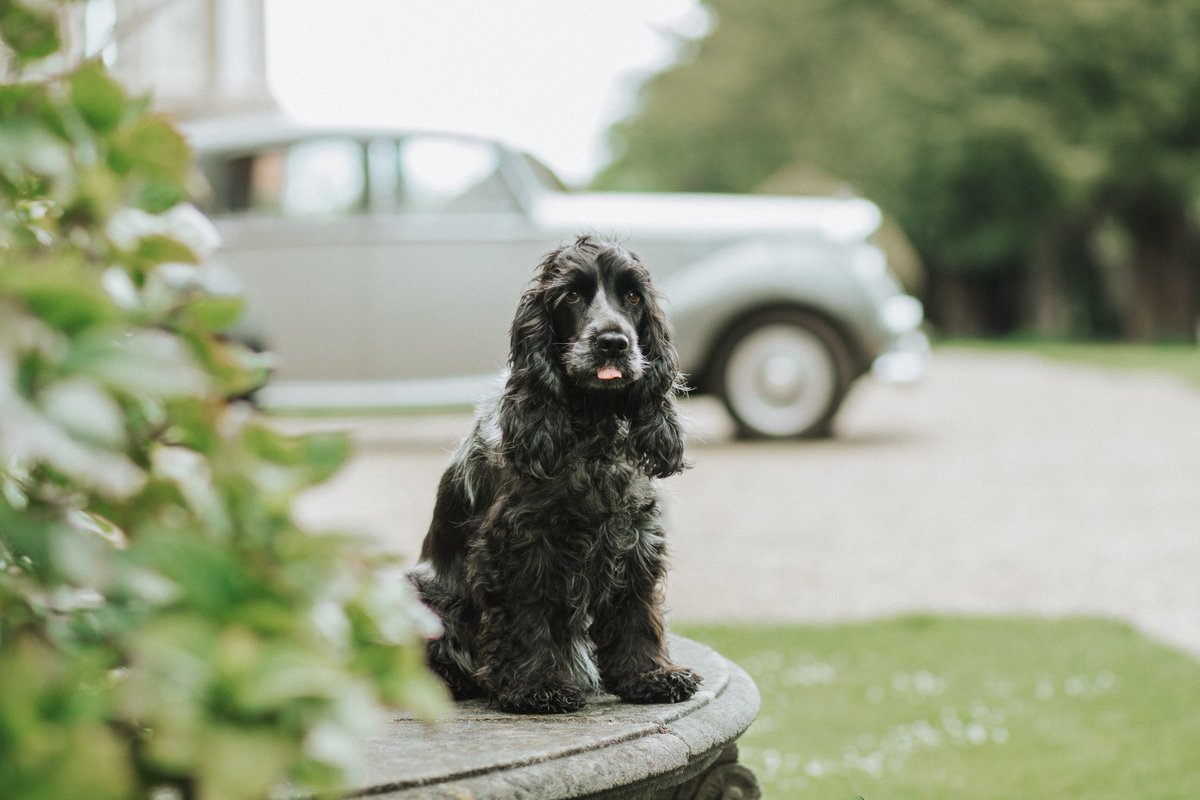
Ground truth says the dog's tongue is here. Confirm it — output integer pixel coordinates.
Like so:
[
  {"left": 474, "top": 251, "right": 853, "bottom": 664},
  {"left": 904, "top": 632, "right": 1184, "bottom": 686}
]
[{"left": 597, "top": 366, "right": 623, "bottom": 381}]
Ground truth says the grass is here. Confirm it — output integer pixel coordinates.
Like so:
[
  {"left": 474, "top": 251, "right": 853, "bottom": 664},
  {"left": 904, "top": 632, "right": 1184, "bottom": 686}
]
[
  {"left": 678, "top": 617, "right": 1200, "bottom": 800},
  {"left": 942, "top": 338, "right": 1200, "bottom": 388}
]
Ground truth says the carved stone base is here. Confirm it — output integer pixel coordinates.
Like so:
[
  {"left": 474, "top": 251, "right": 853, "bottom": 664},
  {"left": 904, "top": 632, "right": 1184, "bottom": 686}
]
[{"left": 655, "top": 744, "right": 761, "bottom": 800}]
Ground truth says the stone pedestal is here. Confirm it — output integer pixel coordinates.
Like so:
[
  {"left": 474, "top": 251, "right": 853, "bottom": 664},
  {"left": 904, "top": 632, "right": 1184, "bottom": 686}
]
[{"left": 347, "top": 636, "right": 761, "bottom": 799}]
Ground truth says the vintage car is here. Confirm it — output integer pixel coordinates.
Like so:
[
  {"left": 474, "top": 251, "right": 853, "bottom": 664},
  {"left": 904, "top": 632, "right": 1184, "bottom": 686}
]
[{"left": 184, "top": 117, "right": 928, "bottom": 438}]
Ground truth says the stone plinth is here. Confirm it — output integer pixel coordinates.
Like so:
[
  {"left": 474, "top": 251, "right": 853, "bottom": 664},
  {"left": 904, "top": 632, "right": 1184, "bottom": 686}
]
[{"left": 346, "top": 636, "right": 760, "bottom": 799}]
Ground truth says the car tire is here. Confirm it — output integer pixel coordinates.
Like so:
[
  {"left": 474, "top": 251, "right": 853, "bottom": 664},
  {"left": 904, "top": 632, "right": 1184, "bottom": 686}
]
[{"left": 709, "top": 309, "right": 854, "bottom": 439}]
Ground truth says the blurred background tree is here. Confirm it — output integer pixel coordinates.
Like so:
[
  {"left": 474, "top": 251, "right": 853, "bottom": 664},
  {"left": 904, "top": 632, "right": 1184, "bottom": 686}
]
[
  {"left": 0, "top": 4, "right": 444, "bottom": 799},
  {"left": 597, "top": 0, "right": 1200, "bottom": 342}
]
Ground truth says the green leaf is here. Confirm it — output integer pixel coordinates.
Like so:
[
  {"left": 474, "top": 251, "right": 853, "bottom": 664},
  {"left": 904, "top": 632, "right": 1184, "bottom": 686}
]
[
  {"left": 178, "top": 334, "right": 266, "bottom": 400},
  {"left": 0, "top": 506, "right": 71, "bottom": 583},
  {"left": 238, "top": 426, "right": 352, "bottom": 503},
  {"left": 227, "top": 644, "right": 346, "bottom": 713},
  {"left": 0, "top": 391, "right": 146, "bottom": 499},
  {"left": 196, "top": 726, "right": 297, "bottom": 800},
  {"left": 111, "top": 117, "right": 189, "bottom": 178},
  {"left": 244, "top": 426, "right": 351, "bottom": 479},
  {"left": 46, "top": 723, "right": 138, "bottom": 800},
  {"left": 135, "top": 233, "right": 199, "bottom": 266},
  {"left": 39, "top": 377, "right": 128, "bottom": 449},
  {"left": 136, "top": 180, "right": 190, "bottom": 215},
  {"left": 0, "top": 257, "right": 117, "bottom": 332},
  {"left": 0, "top": 82, "right": 39, "bottom": 119},
  {"left": 0, "top": 634, "right": 135, "bottom": 800},
  {"left": 70, "top": 328, "right": 210, "bottom": 399},
  {"left": 69, "top": 63, "right": 129, "bottom": 133},
  {"left": 152, "top": 396, "right": 220, "bottom": 454},
  {"left": 187, "top": 295, "right": 245, "bottom": 331},
  {"left": 0, "top": 116, "right": 71, "bottom": 189},
  {"left": 0, "top": 2, "right": 59, "bottom": 64},
  {"left": 109, "top": 117, "right": 191, "bottom": 212},
  {"left": 228, "top": 599, "right": 303, "bottom": 635},
  {"left": 151, "top": 446, "right": 232, "bottom": 538},
  {"left": 132, "top": 532, "right": 254, "bottom": 616},
  {"left": 387, "top": 655, "right": 452, "bottom": 720}
]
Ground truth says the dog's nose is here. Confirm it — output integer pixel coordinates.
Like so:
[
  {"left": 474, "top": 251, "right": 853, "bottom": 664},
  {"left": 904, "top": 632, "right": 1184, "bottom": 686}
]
[{"left": 596, "top": 331, "right": 630, "bottom": 357}]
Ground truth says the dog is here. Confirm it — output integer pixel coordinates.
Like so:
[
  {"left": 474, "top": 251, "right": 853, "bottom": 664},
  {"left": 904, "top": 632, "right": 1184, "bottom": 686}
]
[{"left": 409, "top": 235, "right": 701, "bottom": 714}]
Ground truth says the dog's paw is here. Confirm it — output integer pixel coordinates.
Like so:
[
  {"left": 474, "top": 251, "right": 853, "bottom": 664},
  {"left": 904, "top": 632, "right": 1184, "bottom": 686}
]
[
  {"left": 611, "top": 666, "right": 702, "bottom": 704},
  {"left": 496, "top": 681, "right": 588, "bottom": 715}
]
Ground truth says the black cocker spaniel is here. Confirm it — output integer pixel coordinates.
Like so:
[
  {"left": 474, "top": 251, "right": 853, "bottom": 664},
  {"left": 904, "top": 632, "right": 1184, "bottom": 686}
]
[{"left": 409, "top": 235, "right": 701, "bottom": 714}]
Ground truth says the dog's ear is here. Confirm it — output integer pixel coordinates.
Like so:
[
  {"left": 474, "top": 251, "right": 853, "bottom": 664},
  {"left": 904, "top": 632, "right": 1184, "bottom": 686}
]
[
  {"left": 499, "top": 275, "right": 574, "bottom": 480},
  {"left": 626, "top": 289, "right": 688, "bottom": 478}
]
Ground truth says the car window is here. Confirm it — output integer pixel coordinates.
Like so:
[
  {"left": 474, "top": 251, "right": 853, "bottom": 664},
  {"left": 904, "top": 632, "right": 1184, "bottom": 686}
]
[
  {"left": 280, "top": 139, "right": 366, "bottom": 216},
  {"left": 205, "top": 137, "right": 366, "bottom": 218},
  {"left": 396, "top": 136, "right": 515, "bottom": 213}
]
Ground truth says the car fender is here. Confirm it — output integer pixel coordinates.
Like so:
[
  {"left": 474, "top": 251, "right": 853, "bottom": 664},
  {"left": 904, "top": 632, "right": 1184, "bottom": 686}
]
[{"left": 657, "top": 238, "right": 882, "bottom": 383}]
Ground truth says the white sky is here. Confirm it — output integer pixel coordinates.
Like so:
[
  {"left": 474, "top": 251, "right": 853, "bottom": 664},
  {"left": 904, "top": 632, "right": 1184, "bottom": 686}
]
[{"left": 263, "top": 0, "right": 709, "bottom": 185}]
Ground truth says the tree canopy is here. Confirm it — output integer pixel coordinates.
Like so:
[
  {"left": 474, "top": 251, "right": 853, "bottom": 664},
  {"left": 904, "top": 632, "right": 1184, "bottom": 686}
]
[{"left": 598, "top": 0, "right": 1200, "bottom": 339}]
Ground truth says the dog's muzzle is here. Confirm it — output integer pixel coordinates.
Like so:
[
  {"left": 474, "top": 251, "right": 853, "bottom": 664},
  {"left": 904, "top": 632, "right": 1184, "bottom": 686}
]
[{"left": 569, "top": 324, "right": 645, "bottom": 385}]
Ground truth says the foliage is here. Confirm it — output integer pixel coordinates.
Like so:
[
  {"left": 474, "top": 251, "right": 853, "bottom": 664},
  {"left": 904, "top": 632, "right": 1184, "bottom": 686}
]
[
  {"left": 681, "top": 617, "right": 1200, "bottom": 799},
  {"left": 0, "top": 6, "right": 445, "bottom": 799},
  {"left": 598, "top": 0, "right": 1200, "bottom": 340}
]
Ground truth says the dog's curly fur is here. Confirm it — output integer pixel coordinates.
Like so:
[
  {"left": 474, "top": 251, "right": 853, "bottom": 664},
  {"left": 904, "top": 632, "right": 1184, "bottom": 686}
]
[{"left": 409, "top": 235, "right": 701, "bottom": 714}]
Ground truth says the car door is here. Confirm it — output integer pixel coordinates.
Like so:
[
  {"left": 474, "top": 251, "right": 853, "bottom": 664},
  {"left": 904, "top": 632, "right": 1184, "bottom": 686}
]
[
  {"left": 205, "top": 136, "right": 375, "bottom": 382},
  {"left": 362, "top": 134, "right": 551, "bottom": 386}
]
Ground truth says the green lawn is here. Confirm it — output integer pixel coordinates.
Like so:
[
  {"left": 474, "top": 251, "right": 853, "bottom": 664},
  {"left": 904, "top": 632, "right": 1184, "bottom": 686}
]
[
  {"left": 943, "top": 339, "right": 1200, "bottom": 387},
  {"left": 679, "top": 617, "right": 1200, "bottom": 800}
]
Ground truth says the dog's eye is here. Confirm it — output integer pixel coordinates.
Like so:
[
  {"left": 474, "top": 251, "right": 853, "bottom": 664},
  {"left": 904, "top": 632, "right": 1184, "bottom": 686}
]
[
  {"left": 625, "top": 291, "right": 642, "bottom": 306},
  {"left": 563, "top": 290, "right": 582, "bottom": 304}
]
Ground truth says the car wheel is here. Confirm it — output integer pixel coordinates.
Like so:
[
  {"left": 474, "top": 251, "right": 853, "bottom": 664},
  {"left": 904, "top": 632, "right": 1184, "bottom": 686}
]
[{"left": 709, "top": 309, "right": 853, "bottom": 439}]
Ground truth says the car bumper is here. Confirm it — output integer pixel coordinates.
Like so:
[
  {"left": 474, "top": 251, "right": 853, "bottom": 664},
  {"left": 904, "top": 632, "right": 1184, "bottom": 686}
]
[{"left": 871, "top": 328, "right": 931, "bottom": 385}]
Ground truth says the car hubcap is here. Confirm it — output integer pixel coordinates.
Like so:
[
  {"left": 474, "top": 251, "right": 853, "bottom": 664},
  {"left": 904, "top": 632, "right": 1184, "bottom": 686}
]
[
  {"left": 759, "top": 353, "right": 807, "bottom": 404},
  {"left": 725, "top": 324, "right": 836, "bottom": 436}
]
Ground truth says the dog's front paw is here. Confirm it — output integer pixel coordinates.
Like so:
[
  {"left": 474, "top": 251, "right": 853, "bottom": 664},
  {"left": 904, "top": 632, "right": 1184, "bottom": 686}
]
[
  {"left": 496, "top": 681, "right": 587, "bottom": 715},
  {"left": 611, "top": 666, "right": 702, "bottom": 704}
]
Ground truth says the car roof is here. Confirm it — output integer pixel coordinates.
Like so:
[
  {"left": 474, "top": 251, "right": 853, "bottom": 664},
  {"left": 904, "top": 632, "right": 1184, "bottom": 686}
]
[{"left": 179, "top": 114, "right": 514, "bottom": 155}]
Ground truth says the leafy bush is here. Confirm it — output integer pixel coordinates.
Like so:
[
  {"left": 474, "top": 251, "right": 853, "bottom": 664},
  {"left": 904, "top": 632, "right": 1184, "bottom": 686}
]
[{"left": 0, "top": 6, "right": 445, "bottom": 799}]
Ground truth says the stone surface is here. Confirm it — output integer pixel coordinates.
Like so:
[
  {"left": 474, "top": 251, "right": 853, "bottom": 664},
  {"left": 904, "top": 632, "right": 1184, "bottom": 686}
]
[{"left": 345, "top": 636, "right": 759, "bottom": 799}]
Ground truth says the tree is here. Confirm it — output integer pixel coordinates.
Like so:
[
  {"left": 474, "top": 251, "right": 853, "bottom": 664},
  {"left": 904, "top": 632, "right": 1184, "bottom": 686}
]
[
  {"left": 598, "top": 0, "right": 1200, "bottom": 341},
  {"left": 0, "top": 5, "right": 445, "bottom": 799}
]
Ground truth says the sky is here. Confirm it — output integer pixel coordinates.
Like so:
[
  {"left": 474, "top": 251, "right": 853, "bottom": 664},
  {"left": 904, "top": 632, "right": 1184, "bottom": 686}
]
[{"left": 263, "top": 0, "right": 709, "bottom": 185}]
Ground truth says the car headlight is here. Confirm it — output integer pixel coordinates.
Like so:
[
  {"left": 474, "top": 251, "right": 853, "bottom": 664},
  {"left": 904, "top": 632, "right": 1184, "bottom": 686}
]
[{"left": 881, "top": 295, "right": 924, "bottom": 333}]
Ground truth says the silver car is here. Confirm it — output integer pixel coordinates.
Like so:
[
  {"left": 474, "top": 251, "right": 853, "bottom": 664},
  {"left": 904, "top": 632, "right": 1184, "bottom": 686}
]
[{"left": 185, "top": 118, "right": 928, "bottom": 438}]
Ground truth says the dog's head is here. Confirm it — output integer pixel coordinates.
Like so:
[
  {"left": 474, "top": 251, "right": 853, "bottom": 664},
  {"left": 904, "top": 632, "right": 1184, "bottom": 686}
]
[
  {"left": 547, "top": 239, "right": 653, "bottom": 389},
  {"left": 500, "top": 235, "right": 686, "bottom": 479}
]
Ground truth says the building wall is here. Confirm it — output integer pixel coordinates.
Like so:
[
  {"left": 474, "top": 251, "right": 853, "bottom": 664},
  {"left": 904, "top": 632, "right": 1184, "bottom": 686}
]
[{"left": 89, "top": 0, "right": 276, "bottom": 120}]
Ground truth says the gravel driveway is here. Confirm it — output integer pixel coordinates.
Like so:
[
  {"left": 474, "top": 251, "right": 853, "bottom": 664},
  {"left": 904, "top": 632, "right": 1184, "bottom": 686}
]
[{"left": 287, "top": 349, "right": 1200, "bottom": 658}]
